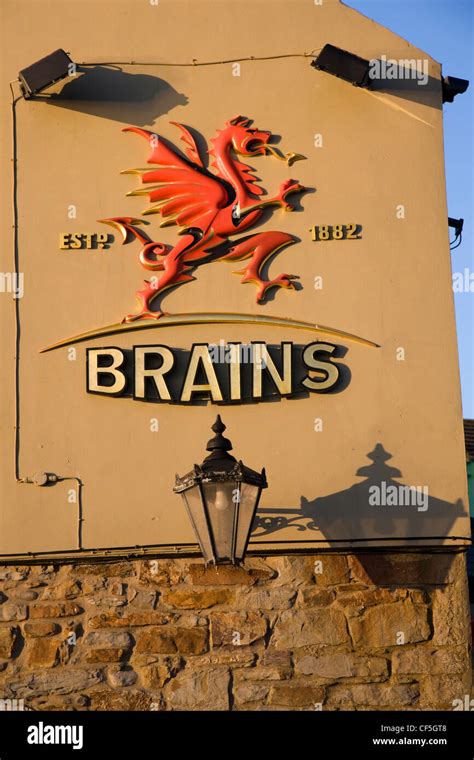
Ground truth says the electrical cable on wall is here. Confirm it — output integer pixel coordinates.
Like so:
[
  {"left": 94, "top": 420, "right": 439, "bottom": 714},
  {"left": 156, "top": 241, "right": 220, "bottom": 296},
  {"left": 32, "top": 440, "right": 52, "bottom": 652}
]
[
  {"left": 9, "top": 79, "right": 84, "bottom": 551},
  {"left": 449, "top": 216, "right": 464, "bottom": 250},
  {"left": 450, "top": 232, "right": 463, "bottom": 250},
  {"left": 76, "top": 51, "right": 321, "bottom": 67}
]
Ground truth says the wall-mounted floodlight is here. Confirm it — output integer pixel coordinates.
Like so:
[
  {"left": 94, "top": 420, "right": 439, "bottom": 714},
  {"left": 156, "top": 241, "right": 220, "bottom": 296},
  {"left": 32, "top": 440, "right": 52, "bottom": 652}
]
[
  {"left": 311, "top": 44, "right": 371, "bottom": 88},
  {"left": 449, "top": 217, "right": 464, "bottom": 250},
  {"left": 442, "top": 76, "right": 469, "bottom": 104},
  {"left": 448, "top": 217, "right": 464, "bottom": 238},
  {"left": 19, "top": 49, "right": 74, "bottom": 99}
]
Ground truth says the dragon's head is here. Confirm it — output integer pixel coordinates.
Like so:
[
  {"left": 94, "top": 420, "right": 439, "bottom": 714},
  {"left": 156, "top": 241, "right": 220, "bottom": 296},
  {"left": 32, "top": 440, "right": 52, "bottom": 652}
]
[
  {"left": 226, "top": 115, "right": 271, "bottom": 157},
  {"left": 225, "top": 116, "right": 305, "bottom": 167}
]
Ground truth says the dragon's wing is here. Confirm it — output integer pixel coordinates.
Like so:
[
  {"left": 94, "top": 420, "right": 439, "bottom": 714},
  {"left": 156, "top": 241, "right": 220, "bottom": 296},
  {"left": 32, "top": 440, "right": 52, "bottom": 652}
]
[
  {"left": 122, "top": 125, "right": 229, "bottom": 231},
  {"left": 169, "top": 121, "right": 204, "bottom": 167}
]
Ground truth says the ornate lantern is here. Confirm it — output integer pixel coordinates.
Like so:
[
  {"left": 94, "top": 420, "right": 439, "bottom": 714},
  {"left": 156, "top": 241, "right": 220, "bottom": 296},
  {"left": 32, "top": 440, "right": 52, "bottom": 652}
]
[{"left": 173, "top": 416, "right": 267, "bottom": 565}]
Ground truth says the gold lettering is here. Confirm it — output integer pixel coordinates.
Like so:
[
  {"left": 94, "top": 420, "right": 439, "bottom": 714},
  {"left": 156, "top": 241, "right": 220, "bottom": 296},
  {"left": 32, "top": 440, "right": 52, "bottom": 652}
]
[
  {"left": 70, "top": 233, "right": 83, "bottom": 249},
  {"left": 87, "top": 349, "right": 126, "bottom": 395},
  {"left": 252, "top": 342, "right": 292, "bottom": 398},
  {"left": 302, "top": 342, "right": 339, "bottom": 391},
  {"left": 228, "top": 343, "right": 242, "bottom": 401},
  {"left": 134, "top": 346, "right": 174, "bottom": 400},
  {"left": 181, "top": 345, "right": 223, "bottom": 402},
  {"left": 59, "top": 233, "right": 70, "bottom": 249}
]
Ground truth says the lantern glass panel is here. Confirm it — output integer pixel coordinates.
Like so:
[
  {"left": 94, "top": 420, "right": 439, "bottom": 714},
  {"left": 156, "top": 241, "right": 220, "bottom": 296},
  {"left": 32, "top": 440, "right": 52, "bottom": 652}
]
[
  {"left": 234, "top": 482, "right": 260, "bottom": 561},
  {"left": 182, "top": 485, "right": 215, "bottom": 564},
  {"left": 201, "top": 481, "right": 237, "bottom": 562}
]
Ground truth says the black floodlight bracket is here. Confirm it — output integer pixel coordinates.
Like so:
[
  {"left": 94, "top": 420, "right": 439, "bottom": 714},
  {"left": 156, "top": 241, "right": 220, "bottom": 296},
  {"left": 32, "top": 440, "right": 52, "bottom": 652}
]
[
  {"left": 448, "top": 217, "right": 464, "bottom": 238},
  {"left": 19, "top": 49, "right": 73, "bottom": 99}
]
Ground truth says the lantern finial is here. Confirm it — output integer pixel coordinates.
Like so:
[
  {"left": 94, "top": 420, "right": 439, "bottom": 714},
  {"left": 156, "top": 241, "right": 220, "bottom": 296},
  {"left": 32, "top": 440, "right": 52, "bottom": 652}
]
[{"left": 204, "top": 415, "right": 235, "bottom": 466}]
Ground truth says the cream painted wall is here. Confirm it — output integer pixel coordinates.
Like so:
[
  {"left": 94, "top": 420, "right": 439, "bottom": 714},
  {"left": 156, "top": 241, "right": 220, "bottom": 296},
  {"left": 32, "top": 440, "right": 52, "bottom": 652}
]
[{"left": 0, "top": 0, "right": 469, "bottom": 555}]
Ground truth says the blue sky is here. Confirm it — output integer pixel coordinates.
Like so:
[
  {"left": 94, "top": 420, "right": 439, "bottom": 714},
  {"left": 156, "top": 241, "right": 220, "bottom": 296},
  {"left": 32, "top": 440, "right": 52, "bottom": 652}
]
[{"left": 347, "top": 0, "right": 474, "bottom": 417}]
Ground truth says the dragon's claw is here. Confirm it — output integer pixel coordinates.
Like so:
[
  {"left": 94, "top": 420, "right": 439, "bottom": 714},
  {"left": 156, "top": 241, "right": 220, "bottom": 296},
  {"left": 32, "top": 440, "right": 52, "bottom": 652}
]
[
  {"left": 255, "top": 274, "right": 298, "bottom": 302},
  {"left": 122, "top": 311, "right": 169, "bottom": 323},
  {"left": 277, "top": 274, "right": 298, "bottom": 289}
]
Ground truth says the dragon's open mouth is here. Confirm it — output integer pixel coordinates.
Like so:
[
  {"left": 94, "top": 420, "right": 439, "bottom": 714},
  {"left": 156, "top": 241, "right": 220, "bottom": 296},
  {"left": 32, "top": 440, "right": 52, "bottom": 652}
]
[
  {"left": 243, "top": 139, "right": 306, "bottom": 167},
  {"left": 243, "top": 138, "right": 268, "bottom": 156}
]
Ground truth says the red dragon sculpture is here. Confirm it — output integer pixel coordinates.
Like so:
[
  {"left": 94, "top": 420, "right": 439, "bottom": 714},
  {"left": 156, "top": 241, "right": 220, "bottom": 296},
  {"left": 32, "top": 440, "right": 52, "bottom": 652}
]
[{"left": 100, "top": 115, "right": 308, "bottom": 322}]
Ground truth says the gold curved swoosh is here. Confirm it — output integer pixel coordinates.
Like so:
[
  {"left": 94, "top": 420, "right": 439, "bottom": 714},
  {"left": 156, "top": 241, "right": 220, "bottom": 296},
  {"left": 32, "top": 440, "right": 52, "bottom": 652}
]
[{"left": 40, "top": 312, "right": 380, "bottom": 353}]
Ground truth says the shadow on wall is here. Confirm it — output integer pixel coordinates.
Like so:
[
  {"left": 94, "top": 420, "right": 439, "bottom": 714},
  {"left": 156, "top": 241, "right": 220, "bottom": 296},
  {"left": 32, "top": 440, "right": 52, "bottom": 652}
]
[
  {"left": 369, "top": 66, "right": 442, "bottom": 110},
  {"left": 40, "top": 65, "right": 188, "bottom": 125},
  {"left": 252, "top": 442, "right": 467, "bottom": 556}
]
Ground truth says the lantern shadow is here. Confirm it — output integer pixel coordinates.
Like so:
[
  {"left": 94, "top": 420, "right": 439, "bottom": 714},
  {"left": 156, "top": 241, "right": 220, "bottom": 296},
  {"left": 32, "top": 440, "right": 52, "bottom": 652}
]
[
  {"left": 252, "top": 442, "right": 468, "bottom": 553},
  {"left": 37, "top": 65, "right": 188, "bottom": 126}
]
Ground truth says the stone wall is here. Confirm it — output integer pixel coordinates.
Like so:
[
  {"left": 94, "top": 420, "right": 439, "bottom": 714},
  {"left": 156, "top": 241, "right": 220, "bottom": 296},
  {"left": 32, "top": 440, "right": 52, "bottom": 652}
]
[{"left": 0, "top": 552, "right": 471, "bottom": 711}]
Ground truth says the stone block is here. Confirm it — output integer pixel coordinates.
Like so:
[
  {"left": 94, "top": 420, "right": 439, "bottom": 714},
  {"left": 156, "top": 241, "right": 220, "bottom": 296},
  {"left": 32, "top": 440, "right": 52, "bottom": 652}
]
[
  {"left": 234, "top": 682, "right": 270, "bottom": 704},
  {"left": 421, "top": 674, "right": 471, "bottom": 707},
  {"left": 84, "top": 648, "right": 127, "bottom": 663},
  {"left": 163, "top": 588, "right": 233, "bottom": 609},
  {"left": 0, "top": 604, "right": 28, "bottom": 622},
  {"left": 8, "top": 589, "right": 38, "bottom": 602},
  {"left": 273, "top": 608, "right": 349, "bottom": 648},
  {"left": 236, "top": 588, "right": 297, "bottom": 610},
  {"left": 166, "top": 668, "right": 230, "bottom": 710},
  {"left": 84, "top": 631, "right": 133, "bottom": 648},
  {"left": 0, "top": 627, "right": 18, "bottom": 658},
  {"left": 88, "top": 689, "right": 151, "bottom": 711},
  {"left": 312, "top": 555, "right": 350, "bottom": 585},
  {"left": 128, "top": 590, "right": 159, "bottom": 609},
  {"left": 297, "top": 588, "right": 335, "bottom": 607},
  {"left": 107, "top": 665, "right": 138, "bottom": 687},
  {"left": 174, "top": 628, "right": 209, "bottom": 654},
  {"left": 348, "top": 553, "right": 454, "bottom": 586},
  {"left": 7, "top": 669, "right": 104, "bottom": 697},
  {"left": 431, "top": 584, "right": 470, "bottom": 646},
  {"left": 264, "top": 556, "right": 316, "bottom": 586},
  {"left": 138, "top": 657, "right": 182, "bottom": 689},
  {"left": 26, "top": 639, "right": 60, "bottom": 669},
  {"left": 268, "top": 683, "right": 326, "bottom": 707},
  {"left": 210, "top": 611, "right": 267, "bottom": 647},
  {"left": 140, "top": 560, "right": 187, "bottom": 586},
  {"left": 326, "top": 683, "right": 419, "bottom": 708},
  {"left": 88, "top": 611, "right": 173, "bottom": 628},
  {"left": 186, "top": 562, "right": 275, "bottom": 586},
  {"left": 191, "top": 651, "right": 257, "bottom": 668},
  {"left": 393, "top": 646, "right": 468, "bottom": 676},
  {"left": 24, "top": 622, "right": 61, "bottom": 638},
  {"left": 135, "top": 627, "right": 208, "bottom": 655},
  {"left": 349, "top": 602, "right": 430, "bottom": 647},
  {"left": 74, "top": 562, "right": 135, "bottom": 578},
  {"left": 30, "top": 603, "right": 82, "bottom": 619},
  {"left": 295, "top": 653, "right": 388, "bottom": 679}
]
